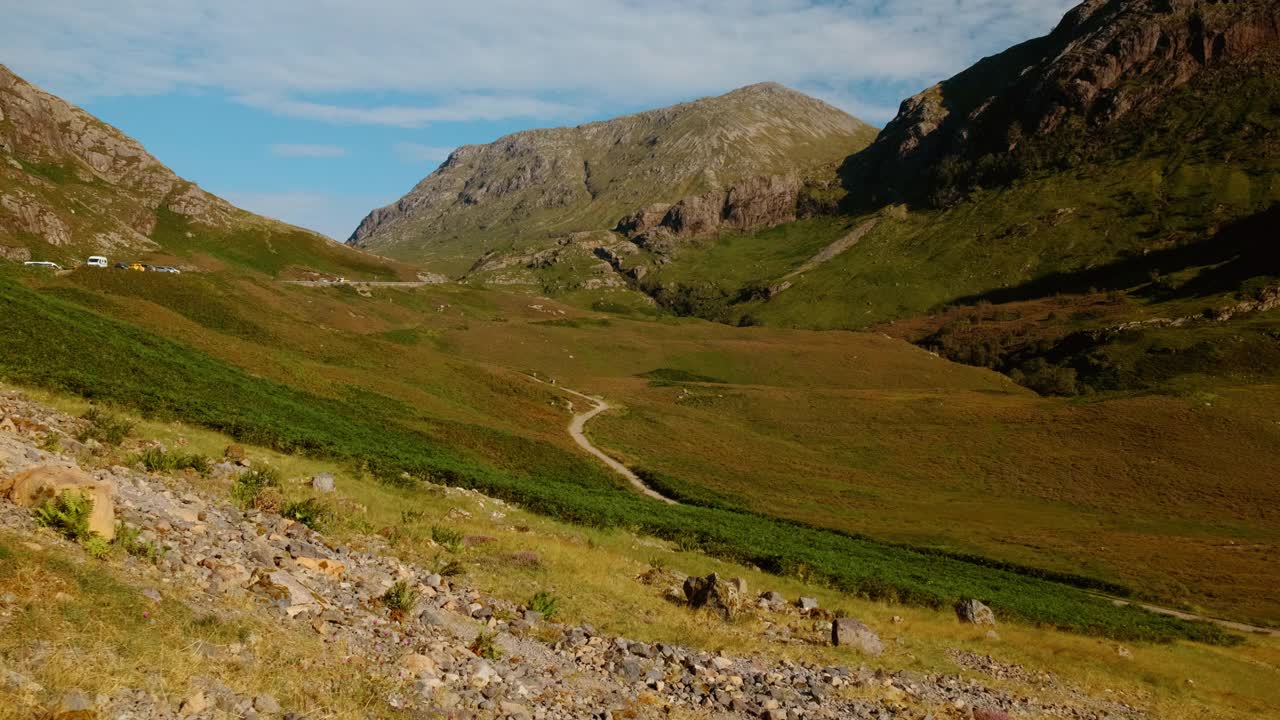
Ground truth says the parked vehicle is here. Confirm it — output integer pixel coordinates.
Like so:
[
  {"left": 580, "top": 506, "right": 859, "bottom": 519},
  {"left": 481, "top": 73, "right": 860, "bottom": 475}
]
[
  {"left": 22, "top": 261, "right": 62, "bottom": 270},
  {"left": 114, "top": 262, "right": 129, "bottom": 269},
  {"left": 86, "top": 256, "right": 108, "bottom": 268},
  {"left": 128, "top": 262, "right": 147, "bottom": 271},
  {"left": 154, "top": 266, "right": 181, "bottom": 274}
]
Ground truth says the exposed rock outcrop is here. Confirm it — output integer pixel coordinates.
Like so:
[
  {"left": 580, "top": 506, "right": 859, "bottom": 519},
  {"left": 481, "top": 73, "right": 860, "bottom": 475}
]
[
  {"left": 618, "top": 174, "right": 803, "bottom": 252},
  {"left": 845, "top": 0, "right": 1280, "bottom": 204}
]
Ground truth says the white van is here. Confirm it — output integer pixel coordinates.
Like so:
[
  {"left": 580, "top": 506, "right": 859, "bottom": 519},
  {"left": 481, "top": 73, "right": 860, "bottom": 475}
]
[{"left": 86, "top": 256, "right": 108, "bottom": 268}]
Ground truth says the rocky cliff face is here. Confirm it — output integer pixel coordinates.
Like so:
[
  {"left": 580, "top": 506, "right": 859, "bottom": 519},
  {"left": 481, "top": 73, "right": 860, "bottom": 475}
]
[
  {"left": 844, "top": 0, "right": 1280, "bottom": 205},
  {"left": 348, "top": 83, "right": 876, "bottom": 273},
  {"left": 616, "top": 174, "right": 804, "bottom": 252},
  {"left": 0, "top": 64, "right": 242, "bottom": 255}
]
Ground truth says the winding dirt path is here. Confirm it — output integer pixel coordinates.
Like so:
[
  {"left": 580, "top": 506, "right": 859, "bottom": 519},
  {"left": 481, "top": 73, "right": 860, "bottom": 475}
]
[
  {"left": 528, "top": 376, "right": 677, "bottom": 504},
  {"left": 1092, "top": 594, "right": 1278, "bottom": 636}
]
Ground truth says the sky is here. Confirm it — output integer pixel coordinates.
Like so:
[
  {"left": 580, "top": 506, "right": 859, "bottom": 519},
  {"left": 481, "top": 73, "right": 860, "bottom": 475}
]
[{"left": 1, "top": 1, "right": 1077, "bottom": 241}]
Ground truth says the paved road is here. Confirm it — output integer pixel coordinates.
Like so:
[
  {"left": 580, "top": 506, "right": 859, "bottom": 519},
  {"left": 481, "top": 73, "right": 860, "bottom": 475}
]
[{"left": 527, "top": 376, "right": 677, "bottom": 504}]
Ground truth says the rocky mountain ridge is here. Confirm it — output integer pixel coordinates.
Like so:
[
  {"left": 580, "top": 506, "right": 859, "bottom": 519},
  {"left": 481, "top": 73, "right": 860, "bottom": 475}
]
[
  {"left": 347, "top": 83, "right": 876, "bottom": 274},
  {"left": 843, "top": 0, "right": 1280, "bottom": 205},
  {"left": 0, "top": 64, "right": 239, "bottom": 256},
  {"left": 0, "top": 64, "right": 399, "bottom": 279}
]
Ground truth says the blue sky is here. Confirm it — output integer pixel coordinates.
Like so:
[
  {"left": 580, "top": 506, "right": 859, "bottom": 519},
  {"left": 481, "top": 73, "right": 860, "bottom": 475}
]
[{"left": 2, "top": 1, "right": 1076, "bottom": 240}]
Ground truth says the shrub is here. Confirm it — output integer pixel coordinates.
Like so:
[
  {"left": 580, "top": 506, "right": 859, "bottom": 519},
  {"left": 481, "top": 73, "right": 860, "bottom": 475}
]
[
  {"left": 438, "top": 558, "right": 465, "bottom": 577},
  {"left": 78, "top": 406, "right": 134, "bottom": 446},
  {"left": 527, "top": 591, "right": 560, "bottom": 620},
  {"left": 135, "top": 447, "right": 211, "bottom": 475},
  {"left": 431, "top": 525, "right": 465, "bottom": 553},
  {"left": 230, "top": 467, "right": 282, "bottom": 509},
  {"left": 33, "top": 491, "right": 95, "bottom": 541},
  {"left": 281, "top": 497, "right": 333, "bottom": 531},
  {"left": 469, "top": 631, "right": 502, "bottom": 660},
  {"left": 112, "top": 521, "right": 164, "bottom": 561},
  {"left": 1014, "top": 359, "right": 1080, "bottom": 396},
  {"left": 381, "top": 580, "right": 419, "bottom": 614}
]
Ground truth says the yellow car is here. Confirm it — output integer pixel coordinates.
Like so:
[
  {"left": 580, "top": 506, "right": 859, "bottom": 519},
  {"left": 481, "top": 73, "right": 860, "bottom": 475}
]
[{"left": 128, "top": 262, "right": 147, "bottom": 271}]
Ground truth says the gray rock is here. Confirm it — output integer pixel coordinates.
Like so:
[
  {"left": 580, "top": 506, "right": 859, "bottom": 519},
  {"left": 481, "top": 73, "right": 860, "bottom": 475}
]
[
  {"left": 682, "top": 573, "right": 745, "bottom": 620},
  {"left": 55, "top": 689, "right": 95, "bottom": 714},
  {"left": 831, "top": 618, "right": 883, "bottom": 656},
  {"left": 955, "top": 599, "right": 997, "bottom": 626},
  {"left": 311, "top": 473, "right": 335, "bottom": 493},
  {"left": 254, "top": 693, "right": 282, "bottom": 714},
  {"left": 797, "top": 597, "right": 819, "bottom": 611}
]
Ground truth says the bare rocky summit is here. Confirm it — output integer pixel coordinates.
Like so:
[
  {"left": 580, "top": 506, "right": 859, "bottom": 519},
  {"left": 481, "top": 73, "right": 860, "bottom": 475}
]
[{"left": 348, "top": 83, "right": 876, "bottom": 274}]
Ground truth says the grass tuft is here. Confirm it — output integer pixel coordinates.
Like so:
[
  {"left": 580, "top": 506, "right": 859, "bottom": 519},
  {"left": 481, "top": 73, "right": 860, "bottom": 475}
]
[
  {"left": 528, "top": 591, "right": 560, "bottom": 620},
  {"left": 281, "top": 497, "right": 333, "bottom": 531},
  {"left": 381, "top": 580, "right": 419, "bottom": 614},
  {"left": 77, "top": 406, "right": 133, "bottom": 446}
]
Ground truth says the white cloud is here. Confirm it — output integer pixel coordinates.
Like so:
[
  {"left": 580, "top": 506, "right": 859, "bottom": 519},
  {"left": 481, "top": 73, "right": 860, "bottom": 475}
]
[
  {"left": 395, "top": 143, "right": 455, "bottom": 165},
  {"left": 239, "top": 93, "right": 584, "bottom": 127},
  {"left": 1, "top": 0, "right": 1080, "bottom": 125},
  {"left": 269, "top": 143, "right": 348, "bottom": 158},
  {"left": 218, "top": 190, "right": 392, "bottom": 241}
]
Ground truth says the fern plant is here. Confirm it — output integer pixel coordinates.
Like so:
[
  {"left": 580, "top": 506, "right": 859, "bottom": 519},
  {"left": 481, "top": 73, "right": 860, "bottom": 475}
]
[{"left": 33, "top": 491, "right": 95, "bottom": 541}]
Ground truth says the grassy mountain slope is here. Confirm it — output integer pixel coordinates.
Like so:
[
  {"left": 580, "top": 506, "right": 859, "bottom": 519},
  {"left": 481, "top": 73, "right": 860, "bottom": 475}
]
[
  {"left": 0, "top": 64, "right": 410, "bottom": 279},
  {"left": 348, "top": 83, "right": 876, "bottom": 274},
  {"left": 4, "top": 253, "right": 1279, "bottom": 627}
]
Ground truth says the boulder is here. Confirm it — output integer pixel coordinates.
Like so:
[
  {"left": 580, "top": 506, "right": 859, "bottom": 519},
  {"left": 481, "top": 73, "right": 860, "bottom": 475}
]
[
  {"left": 253, "top": 694, "right": 282, "bottom": 714},
  {"left": 760, "top": 591, "right": 785, "bottom": 604},
  {"left": 831, "top": 618, "right": 883, "bottom": 656},
  {"left": 295, "top": 556, "right": 345, "bottom": 578},
  {"left": 955, "top": 599, "right": 996, "bottom": 626},
  {"left": 311, "top": 473, "right": 335, "bottom": 493},
  {"left": 2, "top": 466, "right": 115, "bottom": 540},
  {"left": 797, "top": 597, "right": 819, "bottom": 611},
  {"left": 401, "top": 653, "right": 438, "bottom": 677},
  {"left": 683, "top": 573, "right": 745, "bottom": 620},
  {"left": 250, "top": 569, "right": 324, "bottom": 617}
]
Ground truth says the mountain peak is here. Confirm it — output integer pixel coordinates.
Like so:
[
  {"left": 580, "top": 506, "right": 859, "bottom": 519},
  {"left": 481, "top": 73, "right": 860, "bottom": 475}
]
[
  {"left": 347, "top": 85, "right": 876, "bottom": 271},
  {"left": 843, "top": 0, "right": 1280, "bottom": 205}
]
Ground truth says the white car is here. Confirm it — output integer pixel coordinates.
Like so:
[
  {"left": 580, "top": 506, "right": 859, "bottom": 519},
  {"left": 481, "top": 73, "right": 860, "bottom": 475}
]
[
  {"left": 86, "top": 256, "right": 108, "bottom": 268},
  {"left": 23, "top": 261, "right": 62, "bottom": 270}
]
